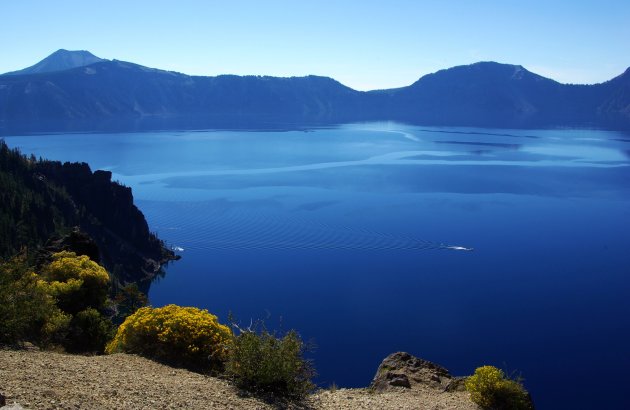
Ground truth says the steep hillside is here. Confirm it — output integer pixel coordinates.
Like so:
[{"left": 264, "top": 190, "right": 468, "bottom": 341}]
[
  {"left": 0, "top": 141, "right": 175, "bottom": 288},
  {"left": 595, "top": 67, "right": 630, "bottom": 126},
  {"left": 379, "top": 61, "right": 607, "bottom": 127}
]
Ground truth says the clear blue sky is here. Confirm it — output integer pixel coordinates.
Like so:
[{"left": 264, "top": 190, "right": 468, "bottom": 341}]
[{"left": 1, "top": 0, "right": 628, "bottom": 90}]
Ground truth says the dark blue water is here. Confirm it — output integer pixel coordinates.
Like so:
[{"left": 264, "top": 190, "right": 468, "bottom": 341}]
[{"left": 5, "top": 123, "right": 630, "bottom": 409}]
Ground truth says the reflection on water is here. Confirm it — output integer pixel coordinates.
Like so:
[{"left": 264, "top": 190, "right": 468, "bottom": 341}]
[
  {"left": 5, "top": 123, "right": 630, "bottom": 410},
  {"left": 523, "top": 144, "right": 628, "bottom": 162},
  {"left": 434, "top": 140, "right": 522, "bottom": 149}
]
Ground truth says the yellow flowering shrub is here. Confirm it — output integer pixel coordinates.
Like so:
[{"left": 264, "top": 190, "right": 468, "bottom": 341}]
[
  {"left": 41, "top": 251, "right": 110, "bottom": 314},
  {"left": 0, "top": 255, "right": 68, "bottom": 345},
  {"left": 106, "top": 304, "right": 232, "bottom": 371},
  {"left": 465, "top": 365, "right": 533, "bottom": 410},
  {"left": 1, "top": 252, "right": 111, "bottom": 351}
]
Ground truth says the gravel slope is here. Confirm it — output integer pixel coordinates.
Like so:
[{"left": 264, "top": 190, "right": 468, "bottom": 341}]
[{"left": 0, "top": 349, "right": 477, "bottom": 409}]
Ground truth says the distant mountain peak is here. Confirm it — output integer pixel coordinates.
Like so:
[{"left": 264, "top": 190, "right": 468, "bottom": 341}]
[
  {"left": 457, "top": 61, "right": 529, "bottom": 73},
  {"left": 3, "top": 49, "right": 105, "bottom": 76},
  {"left": 470, "top": 60, "right": 514, "bottom": 67},
  {"left": 410, "top": 61, "right": 551, "bottom": 88}
]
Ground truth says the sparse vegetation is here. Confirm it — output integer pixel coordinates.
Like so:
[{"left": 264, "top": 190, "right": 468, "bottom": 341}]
[
  {"left": 226, "top": 321, "right": 315, "bottom": 400},
  {"left": 465, "top": 365, "right": 533, "bottom": 410}
]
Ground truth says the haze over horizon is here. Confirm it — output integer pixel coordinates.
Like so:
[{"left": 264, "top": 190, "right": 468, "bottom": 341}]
[{"left": 2, "top": 0, "right": 629, "bottom": 91}]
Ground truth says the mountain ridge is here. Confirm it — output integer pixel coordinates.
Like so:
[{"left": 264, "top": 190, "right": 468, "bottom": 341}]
[{"left": 1, "top": 50, "right": 629, "bottom": 132}]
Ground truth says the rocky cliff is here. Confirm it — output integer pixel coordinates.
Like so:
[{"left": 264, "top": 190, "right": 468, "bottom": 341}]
[{"left": 0, "top": 141, "right": 176, "bottom": 290}]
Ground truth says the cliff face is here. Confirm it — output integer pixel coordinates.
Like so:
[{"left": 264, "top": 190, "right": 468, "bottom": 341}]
[
  {"left": 38, "top": 161, "right": 176, "bottom": 288},
  {"left": 0, "top": 141, "right": 175, "bottom": 289}
]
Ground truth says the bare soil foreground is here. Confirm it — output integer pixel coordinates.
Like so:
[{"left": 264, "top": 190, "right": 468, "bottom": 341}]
[{"left": 0, "top": 349, "right": 478, "bottom": 409}]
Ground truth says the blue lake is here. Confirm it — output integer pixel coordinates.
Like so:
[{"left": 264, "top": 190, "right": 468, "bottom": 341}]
[{"left": 5, "top": 123, "right": 630, "bottom": 409}]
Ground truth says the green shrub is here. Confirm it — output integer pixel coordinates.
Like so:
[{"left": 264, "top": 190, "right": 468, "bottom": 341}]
[
  {"left": 64, "top": 308, "right": 113, "bottom": 353},
  {"left": 113, "top": 283, "right": 148, "bottom": 324},
  {"left": 0, "top": 254, "right": 67, "bottom": 345},
  {"left": 106, "top": 304, "right": 232, "bottom": 371},
  {"left": 465, "top": 365, "right": 533, "bottom": 410},
  {"left": 40, "top": 308, "right": 72, "bottom": 346},
  {"left": 226, "top": 326, "right": 315, "bottom": 400}
]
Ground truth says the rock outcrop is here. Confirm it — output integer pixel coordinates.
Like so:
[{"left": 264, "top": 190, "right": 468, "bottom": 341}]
[
  {"left": 37, "top": 228, "right": 101, "bottom": 266},
  {"left": 371, "top": 352, "right": 462, "bottom": 392}
]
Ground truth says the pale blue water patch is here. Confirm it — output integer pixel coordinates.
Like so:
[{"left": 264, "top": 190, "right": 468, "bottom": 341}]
[
  {"left": 4, "top": 123, "right": 630, "bottom": 410},
  {"left": 522, "top": 144, "right": 628, "bottom": 162}
]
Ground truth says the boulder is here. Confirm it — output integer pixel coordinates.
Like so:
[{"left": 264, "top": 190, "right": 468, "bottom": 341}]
[{"left": 371, "top": 352, "right": 453, "bottom": 392}]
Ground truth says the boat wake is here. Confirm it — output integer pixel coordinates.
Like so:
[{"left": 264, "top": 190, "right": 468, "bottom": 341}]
[
  {"left": 157, "top": 206, "right": 474, "bottom": 252},
  {"left": 442, "top": 245, "right": 474, "bottom": 251}
]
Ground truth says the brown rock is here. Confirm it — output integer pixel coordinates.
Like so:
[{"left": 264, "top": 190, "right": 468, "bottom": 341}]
[
  {"left": 371, "top": 352, "right": 453, "bottom": 392},
  {"left": 388, "top": 374, "right": 411, "bottom": 388}
]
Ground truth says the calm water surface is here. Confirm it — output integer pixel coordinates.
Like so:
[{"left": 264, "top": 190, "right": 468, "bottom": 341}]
[{"left": 6, "top": 123, "right": 630, "bottom": 409}]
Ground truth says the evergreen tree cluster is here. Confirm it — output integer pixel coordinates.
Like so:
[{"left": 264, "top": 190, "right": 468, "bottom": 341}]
[{"left": 0, "top": 141, "right": 77, "bottom": 258}]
